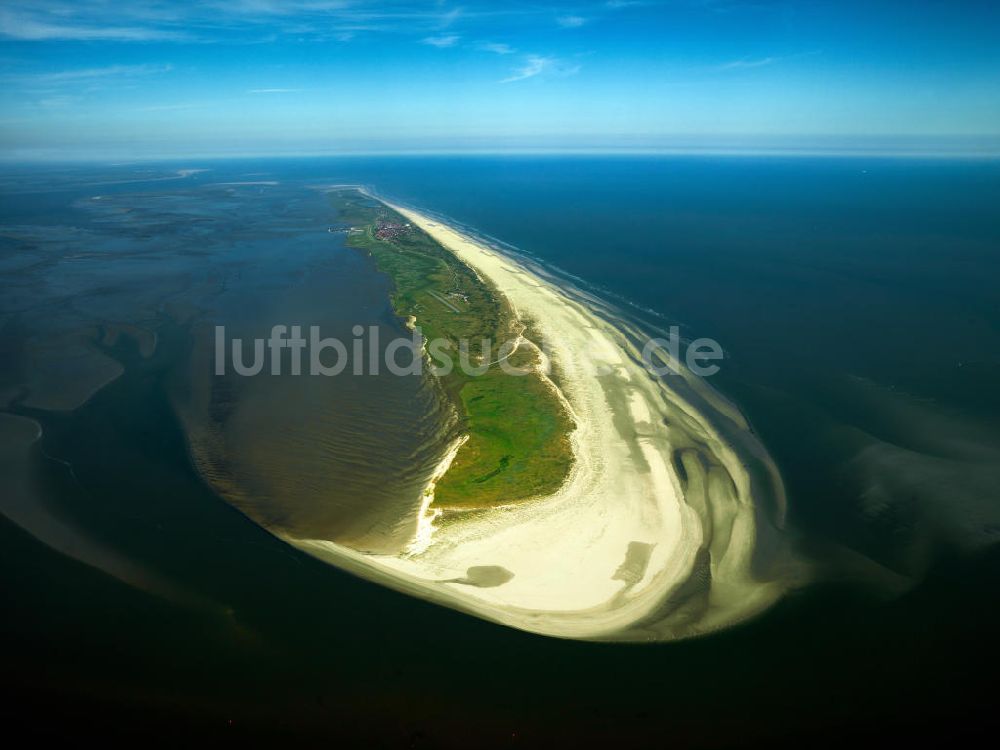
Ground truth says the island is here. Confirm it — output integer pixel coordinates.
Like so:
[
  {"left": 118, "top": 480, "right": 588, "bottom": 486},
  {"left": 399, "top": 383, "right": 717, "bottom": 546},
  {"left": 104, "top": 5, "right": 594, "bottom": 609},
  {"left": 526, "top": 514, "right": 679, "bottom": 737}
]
[
  {"left": 332, "top": 189, "right": 574, "bottom": 518},
  {"left": 287, "top": 188, "right": 793, "bottom": 641}
]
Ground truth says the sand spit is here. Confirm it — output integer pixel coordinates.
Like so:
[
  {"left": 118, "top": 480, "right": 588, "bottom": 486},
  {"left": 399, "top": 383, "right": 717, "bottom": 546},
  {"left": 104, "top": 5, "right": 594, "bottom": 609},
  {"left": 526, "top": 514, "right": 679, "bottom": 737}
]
[{"left": 291, "top": 197, "right": 795, "bottom": 641}]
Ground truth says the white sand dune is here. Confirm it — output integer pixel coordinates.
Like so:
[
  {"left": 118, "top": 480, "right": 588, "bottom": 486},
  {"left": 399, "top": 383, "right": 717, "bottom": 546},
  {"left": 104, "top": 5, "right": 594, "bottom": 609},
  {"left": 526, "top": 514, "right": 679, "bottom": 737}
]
[{"left": 290, "top": 197, "right": 795, "bottom": 641}]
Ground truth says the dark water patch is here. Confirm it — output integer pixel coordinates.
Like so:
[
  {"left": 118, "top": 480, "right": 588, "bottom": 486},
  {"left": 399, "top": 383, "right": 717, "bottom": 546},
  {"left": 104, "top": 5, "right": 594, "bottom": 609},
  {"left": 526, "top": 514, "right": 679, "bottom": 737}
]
[
  {"left": 1, "top": 171, "right": 457, "bottom": 554},
  {"left": 3, "top": 157, "right": 999, "bottom": 743}
]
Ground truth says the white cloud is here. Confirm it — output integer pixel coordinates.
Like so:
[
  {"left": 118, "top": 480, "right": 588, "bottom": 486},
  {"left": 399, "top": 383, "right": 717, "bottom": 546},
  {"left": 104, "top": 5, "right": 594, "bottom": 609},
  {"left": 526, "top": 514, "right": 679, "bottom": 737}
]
[
  {"left": 421, "top": 34, "right": 459, "bottom": 48},
  {"left": 717, "top": 56, "right": 777, "bottom": 70},
  {"left": 556, "top": 15, "right": 587, "bottom": 28},
  {"left": 501, "top": 55, "right": 550, "bottom": 83},
  {"left": 437, "top": 7, "right": 462, "bottom": 28},
  {"left": 479, "top": 41, "right": 515, "bottom": 55},
  {"left": 0, "top": 2, "right": 463, "bottom": 44},
  {"left": 205, "top": 1, "right": 353, "bottom": 16},
  {"left": 501, "top": 54, "right": 580, "bottom": 84},
  {"left": 4, "top": 63, "right": 173, "bottom": 86},
  {"left": 0, "top": 8, "right": 187, "bottom": 41}
]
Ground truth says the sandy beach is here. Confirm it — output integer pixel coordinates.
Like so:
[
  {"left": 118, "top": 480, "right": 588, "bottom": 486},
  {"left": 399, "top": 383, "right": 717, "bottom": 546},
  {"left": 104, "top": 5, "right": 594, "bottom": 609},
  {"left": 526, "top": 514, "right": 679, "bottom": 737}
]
[{"left": 291, "top": 196, "right": 792, "bottom": 641}]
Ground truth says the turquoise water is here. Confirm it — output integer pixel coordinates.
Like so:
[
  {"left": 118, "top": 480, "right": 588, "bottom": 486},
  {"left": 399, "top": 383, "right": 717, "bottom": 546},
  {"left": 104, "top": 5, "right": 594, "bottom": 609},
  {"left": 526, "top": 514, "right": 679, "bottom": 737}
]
[{"left": 1, "top": 156, "right": 999, "bottom": 745}]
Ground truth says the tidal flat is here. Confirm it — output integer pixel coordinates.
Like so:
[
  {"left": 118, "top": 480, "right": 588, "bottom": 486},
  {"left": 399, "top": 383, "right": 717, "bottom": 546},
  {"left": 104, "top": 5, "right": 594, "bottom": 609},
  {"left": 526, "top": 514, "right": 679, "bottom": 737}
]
[{"left": 3, "top": 157, "right": 999, "bottom": 744}]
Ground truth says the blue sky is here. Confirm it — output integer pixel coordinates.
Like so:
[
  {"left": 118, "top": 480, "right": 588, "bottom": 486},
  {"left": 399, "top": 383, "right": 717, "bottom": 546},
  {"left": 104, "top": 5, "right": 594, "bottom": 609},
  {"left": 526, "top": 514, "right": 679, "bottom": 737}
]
[{"left": 1, "top": 1, "right": 998, "bottom": 158}]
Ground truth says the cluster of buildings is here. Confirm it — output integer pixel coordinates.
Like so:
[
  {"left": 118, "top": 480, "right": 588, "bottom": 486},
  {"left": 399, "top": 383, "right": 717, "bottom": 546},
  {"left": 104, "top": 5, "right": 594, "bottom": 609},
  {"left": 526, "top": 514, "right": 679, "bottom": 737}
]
[{"left": 374, "top": 218, "right": 411, "bottom": 241}]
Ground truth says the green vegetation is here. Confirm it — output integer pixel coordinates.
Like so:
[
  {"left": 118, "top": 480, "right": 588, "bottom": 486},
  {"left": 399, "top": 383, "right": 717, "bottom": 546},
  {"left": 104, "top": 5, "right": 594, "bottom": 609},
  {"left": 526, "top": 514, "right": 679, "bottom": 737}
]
[{"left": 331, "top": 189, "right": 574, "bottom": 509}]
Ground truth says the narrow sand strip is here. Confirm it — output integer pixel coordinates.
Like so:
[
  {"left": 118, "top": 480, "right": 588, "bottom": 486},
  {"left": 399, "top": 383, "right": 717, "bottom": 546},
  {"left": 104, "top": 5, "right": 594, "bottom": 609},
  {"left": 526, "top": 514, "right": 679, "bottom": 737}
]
[{"left": 290, "top": 198, "right": 792, "bottom": 641}]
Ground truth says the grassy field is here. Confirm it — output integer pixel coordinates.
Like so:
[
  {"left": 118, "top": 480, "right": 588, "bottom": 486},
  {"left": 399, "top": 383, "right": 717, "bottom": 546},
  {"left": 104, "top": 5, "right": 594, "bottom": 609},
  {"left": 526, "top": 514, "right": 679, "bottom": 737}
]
[{"left": 330, "top": 189, "right": 574, "bottom": 509}]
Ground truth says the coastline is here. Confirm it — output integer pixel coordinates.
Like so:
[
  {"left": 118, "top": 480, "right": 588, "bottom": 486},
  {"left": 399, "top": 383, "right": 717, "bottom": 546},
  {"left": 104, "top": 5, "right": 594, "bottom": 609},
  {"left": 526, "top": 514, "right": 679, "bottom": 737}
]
[
  {"left": 332, "top": 186, "right": 575, "bottom": 510},
  {"left": 289, "top": 194, "right": 795, "bottom": 641}
]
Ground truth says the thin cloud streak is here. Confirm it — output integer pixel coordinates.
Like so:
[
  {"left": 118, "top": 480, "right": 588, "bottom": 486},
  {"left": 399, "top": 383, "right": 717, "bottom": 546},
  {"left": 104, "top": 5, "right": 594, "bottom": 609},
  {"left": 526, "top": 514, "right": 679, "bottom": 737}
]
[
  {"left": 501, "top": 55, "right": 580, "bottom": 83},
  {"left": 422, "top": 34, "right": 459, "bottom": 48},
  {"left": 501, "top": 56, "right": 550, "bottom": 83},
  {"left": 3, "top": 63, "right": 173, "bottom": 85},
  {"left": 0, "top": 8, "right": 188, "bottom": 41},
  {"left": 0, "top": 2, "right": 477, "bottom": 44},
  {"left": 716, "top": 56, "right": 778, "bottom": 70},
  {"left": 478, "top": 41, "right": 515, "bottom": 55}
]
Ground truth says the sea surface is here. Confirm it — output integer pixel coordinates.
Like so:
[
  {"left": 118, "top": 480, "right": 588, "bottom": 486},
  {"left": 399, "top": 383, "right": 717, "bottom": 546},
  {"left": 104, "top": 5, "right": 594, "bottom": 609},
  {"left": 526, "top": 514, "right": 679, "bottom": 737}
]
[{"left": 1, "top": 155, "right": 999, "bottom": 745}]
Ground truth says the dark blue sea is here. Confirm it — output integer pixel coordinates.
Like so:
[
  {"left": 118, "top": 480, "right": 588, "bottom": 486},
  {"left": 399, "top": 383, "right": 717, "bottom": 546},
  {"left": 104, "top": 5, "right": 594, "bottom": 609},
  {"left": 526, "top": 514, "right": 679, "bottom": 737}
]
[{"left": 2, "top": 155, "right": 999, "bottom": 746}]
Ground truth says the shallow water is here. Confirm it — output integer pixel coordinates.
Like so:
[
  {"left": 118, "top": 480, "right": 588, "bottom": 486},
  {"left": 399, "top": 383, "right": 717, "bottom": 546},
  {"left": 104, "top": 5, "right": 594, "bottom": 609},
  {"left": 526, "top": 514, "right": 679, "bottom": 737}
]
[{"left": 2, "top": 156, "right": 999, "bottom": 744}]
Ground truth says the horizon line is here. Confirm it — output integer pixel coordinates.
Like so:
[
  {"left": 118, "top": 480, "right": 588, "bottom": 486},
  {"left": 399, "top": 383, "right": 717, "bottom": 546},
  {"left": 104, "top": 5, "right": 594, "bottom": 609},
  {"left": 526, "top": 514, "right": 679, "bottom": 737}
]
[{"left": 3, "top": 145, "right": 1000, "bottom": 165}]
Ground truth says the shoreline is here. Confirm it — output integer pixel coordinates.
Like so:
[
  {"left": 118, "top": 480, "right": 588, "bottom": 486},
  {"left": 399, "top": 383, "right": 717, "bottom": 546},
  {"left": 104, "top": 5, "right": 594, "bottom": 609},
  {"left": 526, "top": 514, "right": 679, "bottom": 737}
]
[{"left": 290, "top": 194, "right": 795, "bottom": 641}]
